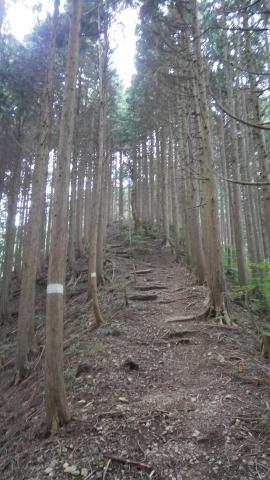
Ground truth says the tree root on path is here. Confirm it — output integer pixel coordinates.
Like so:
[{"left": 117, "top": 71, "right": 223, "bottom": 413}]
[
  {"left": 165, "top": 295, "right": 210, "bottom": 323},
  {"left": 165, "top": 295, "right": 237, "bottom": 328}
]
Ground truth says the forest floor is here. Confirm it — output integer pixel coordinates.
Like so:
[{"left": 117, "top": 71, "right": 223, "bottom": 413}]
[{"left": 1, "top": 225, "right": 270, "bottom": 480}]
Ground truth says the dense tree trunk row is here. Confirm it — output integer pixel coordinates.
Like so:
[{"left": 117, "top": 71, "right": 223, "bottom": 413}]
[{"left": 0, "top": 0, "right": 269, "bottom": 430}]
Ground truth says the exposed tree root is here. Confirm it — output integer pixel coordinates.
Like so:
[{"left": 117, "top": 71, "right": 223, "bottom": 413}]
[
  {"left": 214, "top": 303, "right": 238, "bottom": 328},
  {"left": 165, "top": 295, "right": 210, "bottom": 323}
]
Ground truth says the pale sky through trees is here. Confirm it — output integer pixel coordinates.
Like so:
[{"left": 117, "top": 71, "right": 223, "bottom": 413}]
[{"left": 4, "top": 0, "right": 137, "bottom": 88}]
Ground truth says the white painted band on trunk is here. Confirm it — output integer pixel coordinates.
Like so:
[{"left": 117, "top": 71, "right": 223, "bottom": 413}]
[
  {"left": 91, "top": 272, "right": 96, "bottom": 278},
  {"left": 47, "top": 283, "right": 64, "bottom": 294}
]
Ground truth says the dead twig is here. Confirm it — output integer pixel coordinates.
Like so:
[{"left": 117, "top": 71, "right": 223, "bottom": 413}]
[
  {"left": 102, "top": 459, "right": 111, "bottom": 480},
  {"left": 104, "top": 454, "right": 154, "bottom": 472}
]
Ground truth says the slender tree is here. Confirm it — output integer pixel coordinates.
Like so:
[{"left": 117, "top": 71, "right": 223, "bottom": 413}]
[
  {"left": 45, "top": 0, "right": 82, "bottom": 433},
  {"left": 15, "top": 0, "right": 60, "bottom": 383}
]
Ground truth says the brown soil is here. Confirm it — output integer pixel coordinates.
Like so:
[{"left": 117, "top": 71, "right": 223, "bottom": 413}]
[{"left": 1, "top": 228, "right": 270, "bottom": 480}]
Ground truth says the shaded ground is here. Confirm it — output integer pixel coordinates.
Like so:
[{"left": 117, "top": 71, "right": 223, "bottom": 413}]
[{"left": 1, "top": 226, "right": 270, "bottom": 480}]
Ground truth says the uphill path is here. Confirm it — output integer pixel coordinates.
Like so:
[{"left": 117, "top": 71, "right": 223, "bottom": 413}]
[{"left": 0, "top": 226, "right": 270, "bottom": 480}]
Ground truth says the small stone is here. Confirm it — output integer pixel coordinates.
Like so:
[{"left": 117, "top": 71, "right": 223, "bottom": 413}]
[
  {"left": 64, "top": 465, "right": 80, "bottom": 476},
  {"left": 81, "top": 468, "right": 88, "bottom": 477},
  {"left": 44, "top": 468, "right": 53, "bottom": 475},
  {"left": 217, "top": 354, "right": 225, "bottom": 364},
  {"left": 118, "top": 397, "right": 129, "bottom": 403}
]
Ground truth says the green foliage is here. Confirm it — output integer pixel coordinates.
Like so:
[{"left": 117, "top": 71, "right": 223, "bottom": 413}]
[
  {"left": 223, "top": 244, "right": 270, "bottom": 310},
  {"left": 260, "top": 324, "right": 270, "bottom": 337}
]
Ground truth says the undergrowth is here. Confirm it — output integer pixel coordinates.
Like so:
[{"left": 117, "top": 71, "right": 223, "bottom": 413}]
[{"left": 223, "top": 244, "right": 270, "bottom": 313}]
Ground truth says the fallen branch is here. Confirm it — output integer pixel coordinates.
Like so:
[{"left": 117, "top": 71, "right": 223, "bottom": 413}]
[
  {"left": 104, "top": 455, "right": 154, "bottom": 472},
  {"left": 128, "top": 293, "right": 158, "bottom": 301},
  {"left": 103, "top": 459, "right": 111, "bottom": 480},
  {"left": 159, "top": 299, "right": 177, "bottom": 304},
  {"left": 233, "top": 374, "right": 270, "bottom": 386},
  {"left": 199, "top": 323, "right": 239, "bottom": 331},
  {"left": 136, "top": 284, "right": 168, "bottom": 291},
  {"left": 134, "top": 269, "right": 153, "bottom": 275},
  {"left": 164, "top": 330, "right": 196, "bottom": 339}
]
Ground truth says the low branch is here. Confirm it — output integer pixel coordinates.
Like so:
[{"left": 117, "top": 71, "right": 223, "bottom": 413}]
[
  {"left": 218, "top": 174, "right": 270, "bottom": 187},
  {"left": 210, "top": 93, "right": 270, "bottom": 131}
]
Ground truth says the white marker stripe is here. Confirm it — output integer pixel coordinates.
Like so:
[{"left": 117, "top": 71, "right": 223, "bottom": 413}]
[
  {"left": 47, "top": 283, "right": 64, "bottom": 294},
  {"left": 91, "top": 272, "right": 96, "bottom": 278}
]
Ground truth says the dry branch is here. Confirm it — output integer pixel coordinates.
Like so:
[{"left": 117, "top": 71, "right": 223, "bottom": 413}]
[
  {"left": 136, "top": 284, "right": 168, "bottom": 291},
  {"left": 128, "top": 293, "right": 158, "bottom": 301},
  {"left": 104, "top": 455, "right": 154, "bottom": 472},
  {"left": 134, "top": 269, "right": 153, "bottom": 275},
  {"left": 211, "top": 93, "right": 270, "bottom": 131}
]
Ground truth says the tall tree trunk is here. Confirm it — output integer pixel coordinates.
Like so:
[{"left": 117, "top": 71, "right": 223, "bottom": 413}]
[
  {"left": 160, "top": 127, "right": 170, "bottom": 246},
  {"left": 191, "top": 1, "right": 226, "bottom": 312},
  {"left": 89, "top": 1, "right": 108, "bottom": 327},
  {"left": 130, "top": 147, "right": 140, "bottom": 231},
  {"left": 45, "top": 0, "right": 81, "bottom": 433},
  {"left": 169, "top": 128, "right": 181, "bottom": 262},
  {"left": 0, "top": 150, "right": 21, "bottom": 323},
  {"left": 243, "top": 0, "right": 270, "bottom": 247},
  {"left": 15, "top": 1, "right": 60, "bottom": 383},
  {"left": 118, "top": 150, "right": 124, "bottom": 222},
  {"left": 221, "top": 1, "right": 248, "bottom": 286}
]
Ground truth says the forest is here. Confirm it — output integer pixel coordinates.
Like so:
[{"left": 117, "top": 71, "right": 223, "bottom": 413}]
[{"left": 0, "top": 0, "right": 270, "bottom": 479}]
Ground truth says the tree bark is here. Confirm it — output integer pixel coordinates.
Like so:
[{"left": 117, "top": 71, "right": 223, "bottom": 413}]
[
  {"left": 88, "top": 0, "right": 108, "bottom": 327},
  {"left": 15, "top": 1, "right": 60, "bottom": 383},
  {"left": 45, "top": 0, "right": 82, "bottom": 433}
]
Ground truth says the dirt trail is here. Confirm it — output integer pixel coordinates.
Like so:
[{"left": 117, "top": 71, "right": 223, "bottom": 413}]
[{"left": 0, "top": 230, "right": 270, "bottom": 480}]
